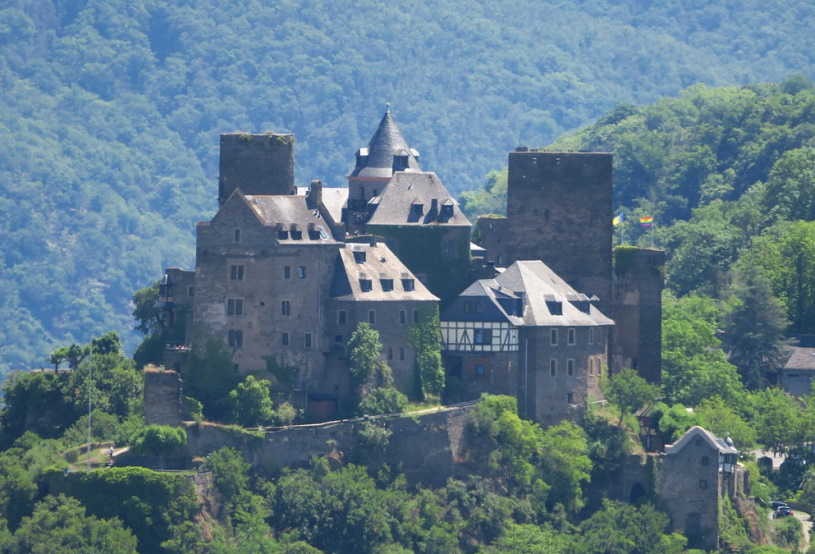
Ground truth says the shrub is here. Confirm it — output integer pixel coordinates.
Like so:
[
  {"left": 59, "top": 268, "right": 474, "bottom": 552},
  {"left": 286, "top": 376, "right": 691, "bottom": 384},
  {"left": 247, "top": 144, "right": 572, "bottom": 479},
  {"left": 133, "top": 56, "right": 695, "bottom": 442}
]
[{"left": 132, "top": 425, "right": 187, "bottom": 456}]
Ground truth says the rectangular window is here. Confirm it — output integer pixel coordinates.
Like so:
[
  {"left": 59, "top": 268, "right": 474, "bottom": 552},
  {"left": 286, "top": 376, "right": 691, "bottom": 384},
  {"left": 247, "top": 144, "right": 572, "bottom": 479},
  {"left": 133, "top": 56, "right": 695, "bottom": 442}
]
[
  {"left": 474, "top": 329, "right": 493, "bottom": 345},
  {"left": 399, "top": 310, "right": 406, "bottom": 325},
  {"left": 281, "top": 300, "right": 290, "bottom": 316},
  {"left": 227, "top": 298, "right": 243, "bottom": 316},
  {"left": 464, "top": 301, "right": 472, "bottom": 313},
  {"left": 476, "top": 364, "right": 485, "bottom": 375},
  {"left": 298, "top": 266, "right": 307, "bottom": 279},
  {"left": 399, "top": 347, "right": 405, "bottom": 360},
  {"left": 588, "top": 358, "right": 594, "bottom": 375},
  {"left": 284, "top": 266, "right": 291, "bottom": 279},
  {"left": 368, "top": 310, "right": 376, "bottom": 324},
  {"left": 413, "top": 310, "right": 419, "bottom": 324},
  {"left": 304, "top": 333, "right": 313, "bottom": 348},
  {"left": 589, "top": 327, "right": 595, "bottom": 344},
  {"left": 701, "top": 456, "right": 709, "bottom": 466},
  {"left": 567, "top": 392, "right": 574, "bottom": 404},
  {"left": 335, "top": 335, "right": 343, "bottom": 343},
  {"left": 233, "top": 229, "right": 241, "bottom": 242},
  {"left": 699, "top": 480, "right": 707, "bottom": 489},
  {"left": 188, "top": 286, "right": 195, "bottom": 297},
  {"left": 442, "top": 240, "right": 456, "bottom": 260},
  {"left": 567, "top": 359, "right": 575, "bottom": 376},
  {"left": 550, "top": 329, "right": 558, "bottom": 345},
  {"left": 281, "top": 332, "right": 289, "bottom": 346},
  {"left": 475, "top": 301, "right": 484, "bottom": 313},
  {"left": 568, "top": 328, "right": 576, "bottom": 345},
  {"left": 550, "top": 359, "right": 557, "bottom": 376},
  {"left": 388, "top": 347, "right": 393, "bottom": 360},
  {"left": 228, "top": 330, "right": 243, "bottom": 348},
  {"left": 338, "top": 310, "right": 347, "bottom": 325},
  {"left": 230, "top": 265, "right": 244, "bottom": 280}
]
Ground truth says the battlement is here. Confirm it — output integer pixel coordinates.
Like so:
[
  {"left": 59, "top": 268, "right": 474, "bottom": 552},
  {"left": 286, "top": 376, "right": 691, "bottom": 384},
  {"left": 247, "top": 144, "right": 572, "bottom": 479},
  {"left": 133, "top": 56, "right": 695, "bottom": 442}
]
[{"left": 218, "top": 133, "right": 295, "bottom": 205}]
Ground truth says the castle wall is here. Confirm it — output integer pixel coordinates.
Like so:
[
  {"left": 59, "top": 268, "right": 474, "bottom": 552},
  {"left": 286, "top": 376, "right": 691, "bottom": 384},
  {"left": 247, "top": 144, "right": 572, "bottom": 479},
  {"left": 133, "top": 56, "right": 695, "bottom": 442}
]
[
  {"left": 525, "top": 325, "right": 608, "bottom": 427},
  {"left": 506, "top": 151, "right": 613, "bottom": 314},
  {"left": 194, "top": 200, "right": 341, "bottom": 385},
  {"left": 183, "top": 403, "right": 477, "bottom": 488},
  {"left": 325, "top": 299, "right": 437, "bottom": 394},
  {"left": 218, "top": 133, "right": 295, "bottom": 205},
  {"left": 475, "top": 216, "right": 509, "bottom": 267},
  {"left": 369, "top": 225, "right": 472, "bottom": 306},
  {"left": 612, "top": 248, "right": 664, "bottom": 383}
]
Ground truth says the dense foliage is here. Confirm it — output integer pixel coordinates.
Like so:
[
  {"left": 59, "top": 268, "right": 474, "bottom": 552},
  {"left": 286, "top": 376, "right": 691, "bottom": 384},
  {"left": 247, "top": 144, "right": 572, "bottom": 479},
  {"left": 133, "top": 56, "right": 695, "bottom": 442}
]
[{"left": 2, "top": 0, "right": 815, "bottom": 372}]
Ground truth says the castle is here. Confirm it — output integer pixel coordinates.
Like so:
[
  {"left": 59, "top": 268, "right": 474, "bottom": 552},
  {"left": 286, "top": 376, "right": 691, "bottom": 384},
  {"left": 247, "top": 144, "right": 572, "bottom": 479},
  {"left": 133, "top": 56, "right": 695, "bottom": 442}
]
[{"left": 157, "top": 109, "right": 663, "bottom": 424}]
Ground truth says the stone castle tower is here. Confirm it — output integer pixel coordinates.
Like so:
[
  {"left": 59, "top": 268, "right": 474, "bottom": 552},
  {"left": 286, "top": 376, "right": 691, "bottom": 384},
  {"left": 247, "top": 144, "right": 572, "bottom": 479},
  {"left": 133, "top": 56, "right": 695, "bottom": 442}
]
[
  {"left": 218, "top": 133, "right": 296, "bottom": 205},
  {"left": 505, "top": 151, "right": 613, "bottom": 315}
]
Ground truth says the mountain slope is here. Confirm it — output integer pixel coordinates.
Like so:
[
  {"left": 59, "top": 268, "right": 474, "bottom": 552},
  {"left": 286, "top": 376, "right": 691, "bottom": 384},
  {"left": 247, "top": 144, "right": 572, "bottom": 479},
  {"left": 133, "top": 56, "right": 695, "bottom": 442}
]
[{"left": 2, "top": 0, "right": 815, "bottom": 371}]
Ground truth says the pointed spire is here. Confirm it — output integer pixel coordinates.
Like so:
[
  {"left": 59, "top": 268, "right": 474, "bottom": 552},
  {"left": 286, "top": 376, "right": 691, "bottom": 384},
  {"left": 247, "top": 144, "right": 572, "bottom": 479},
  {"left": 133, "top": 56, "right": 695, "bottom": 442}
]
[{"left": 349, "top": 109, "right": 421, "bottom": 180}]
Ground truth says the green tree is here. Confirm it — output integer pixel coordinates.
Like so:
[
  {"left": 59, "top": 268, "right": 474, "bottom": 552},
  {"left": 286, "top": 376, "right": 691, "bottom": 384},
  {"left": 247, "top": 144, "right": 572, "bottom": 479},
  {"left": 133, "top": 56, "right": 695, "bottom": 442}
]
[
  {"left": 132, "top": 281, "right": 163, "bottom": 336},
  {"left": 7, "top": 495, "right": 137, "bottom": 554},
  {"left": 409, "top": 306, "right": 445, "bottom": 400},
  {"left": 721, "top": 265, "right": 789, "bottom": 389},
  {"left": 132, "top": 425, "right": 187, "bottom": 456},
  {"left": 347, "top": 322, "right": 385, "bottom": 387},
  {"left": 229, "top": 376, "right": 275, "bottom": 427},
  {"left": 203, "top": 447, "right": 250, "bottom": 504},
  {"left": 357, "top": 386, "right": 408, "bottom": 416},
  {"left": 661, "top": 292, "right": 745, "bottom": 405},
  {"left": 740, "top": 220, "right": 815, "bottom": 333},
  {"left": 575, "top": 500, "right": 686, "bottom": 554},
  {"left": 603, "top": 369, "right": 661, "bottom": 425}
]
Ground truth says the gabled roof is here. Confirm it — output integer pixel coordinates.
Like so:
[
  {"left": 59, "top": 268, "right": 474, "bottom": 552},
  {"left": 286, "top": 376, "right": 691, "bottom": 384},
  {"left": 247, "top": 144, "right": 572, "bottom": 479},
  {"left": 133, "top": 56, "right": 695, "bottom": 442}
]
[
  {"left": 330, "top": 242, "right": 438, "bottom": 302},
  {"left": 366, "top": 172, "right": 470, "bottom": 227},
  {"left": 783, "top": 346, "right": 815, "bottom": 371},
  {"left": 240, "top": 194, "right": 337, "bottom": 243},
  {"left": 495, "top": 261, "right": 613, "bottom": 326},
  {"left": 442, "top": 260, "right": 612, "bottom": 327},
  {"left": 348, "top": 110, "right": 422, "bottom": 180},
  {"left": 665, "top": 426, "right": 738, "bottom": 455}
]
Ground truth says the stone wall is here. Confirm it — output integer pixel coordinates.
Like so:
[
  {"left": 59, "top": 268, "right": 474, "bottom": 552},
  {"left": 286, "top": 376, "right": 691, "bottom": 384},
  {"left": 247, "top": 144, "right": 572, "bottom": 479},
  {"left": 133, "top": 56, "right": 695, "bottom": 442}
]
[
  {"left": 612, "top": 247, "right": 664, "bottom": 383},
  {"left": 144, "top": 369, "right": 182, "bottom": 426},
  {"left": 218, "top": 133, "right": 295, "bottom": 205},
  {"left": 506, "top": 151, "right": 613, "bottom": 314},
  {"left": 183, "top": 402, "right": 478, "bottom": 487}
]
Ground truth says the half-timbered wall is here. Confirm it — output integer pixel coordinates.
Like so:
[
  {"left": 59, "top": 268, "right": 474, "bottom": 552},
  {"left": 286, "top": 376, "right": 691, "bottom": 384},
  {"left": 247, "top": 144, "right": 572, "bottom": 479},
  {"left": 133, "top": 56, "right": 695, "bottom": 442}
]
[{"left": 440, "top": 321, "right": 519, "bottom": 352}]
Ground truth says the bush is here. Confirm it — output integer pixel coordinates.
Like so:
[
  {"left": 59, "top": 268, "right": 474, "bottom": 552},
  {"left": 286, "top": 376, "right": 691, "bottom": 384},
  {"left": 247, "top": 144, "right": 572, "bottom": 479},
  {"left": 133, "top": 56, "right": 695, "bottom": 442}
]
[
  {"left": 358, "top": 387, "right": 408, "bottom": 416},
  {"left": 357, "top": 421, "right": 392, "bottom": 450},
  {"left": 132, "top": 425, "right": 187, "bottom": 456}
]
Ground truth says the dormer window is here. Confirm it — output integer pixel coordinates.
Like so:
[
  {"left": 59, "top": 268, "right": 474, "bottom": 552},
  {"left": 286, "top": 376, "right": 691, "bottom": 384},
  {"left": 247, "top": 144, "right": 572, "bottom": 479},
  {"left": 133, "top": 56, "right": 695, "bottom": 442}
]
[
  {"left": 401, "top": 278, "right": 415, "bottom": 291},
  {"left": 278, "top": 230, "right": 289, "bottom": 240},
  {"left": 360, "top": 278, "right": 373, "bottom": 292},
  {"left": 353, "top": 250, "right": 367, "bottom": 264},
  {"left": 411, "top": 203, "right": 423, "bottom": 216},
  {"left": 290, "top": 230, "right": 302, "bottom": 240},
  {"left": 394, "top": 154, "right": 409, "bottom": 171},
  {"left": 441, "top": 204, "right": 454, "bottom": 218},
  {"left": 381, "top": 279, "right": 394, "bottom": 292}
]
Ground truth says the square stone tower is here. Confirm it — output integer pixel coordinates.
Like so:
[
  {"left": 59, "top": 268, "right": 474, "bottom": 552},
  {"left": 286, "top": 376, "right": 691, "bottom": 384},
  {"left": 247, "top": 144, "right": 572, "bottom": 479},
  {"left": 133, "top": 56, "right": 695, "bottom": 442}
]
[{"left": 506, "top": 150, "right": 613, "bottom": 314}]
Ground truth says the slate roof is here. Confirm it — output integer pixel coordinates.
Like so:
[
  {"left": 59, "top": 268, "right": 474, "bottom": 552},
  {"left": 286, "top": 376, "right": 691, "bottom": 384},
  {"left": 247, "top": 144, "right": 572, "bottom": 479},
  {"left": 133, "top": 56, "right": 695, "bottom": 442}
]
[
  {"left": 442, "top": 260, "right": 613, "bottom": 327},
  {"left": 348, "top": 110, "right": 422, "bottom": 180},
  {"left": 318, "top": 187, "right": 349, "bottom": 224},
  {"left": 243, "top": 194, "right": 336, "bottom": 243},
  {"left": 665, "top": 426, "right": 738, "bottom": 455},
  {"left": 366, "top": 172, "right": 470, "bottom": 227},
  {"left": 330, "top": 242, "right": 438, "bottom": 302},
  {"left": 783, "top": 346, "right": 815, "bottom": 371}
]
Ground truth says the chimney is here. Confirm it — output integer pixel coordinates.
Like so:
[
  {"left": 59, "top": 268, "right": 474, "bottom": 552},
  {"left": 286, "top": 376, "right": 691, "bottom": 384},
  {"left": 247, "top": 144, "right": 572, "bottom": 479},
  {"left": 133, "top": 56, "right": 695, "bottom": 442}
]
[{"left": 307, "top": 180, "right": 323, "bottom": 209}]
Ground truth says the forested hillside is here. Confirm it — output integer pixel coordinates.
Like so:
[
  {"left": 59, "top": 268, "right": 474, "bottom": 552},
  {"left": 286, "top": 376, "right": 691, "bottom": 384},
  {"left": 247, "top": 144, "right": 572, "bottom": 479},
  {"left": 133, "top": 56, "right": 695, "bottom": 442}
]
[{"left": 3, "top": 0, "right": 815, "bottom": 372}]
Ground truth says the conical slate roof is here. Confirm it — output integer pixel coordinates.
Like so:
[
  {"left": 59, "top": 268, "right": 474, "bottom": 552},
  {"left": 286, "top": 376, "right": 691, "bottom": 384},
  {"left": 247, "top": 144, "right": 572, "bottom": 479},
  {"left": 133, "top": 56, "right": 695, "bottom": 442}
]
[{"left": 349, "top": 110, "right": 421, "bottom": 180}]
